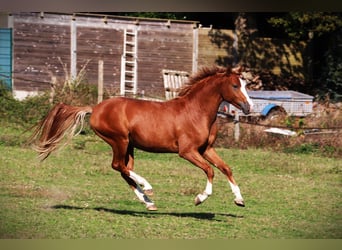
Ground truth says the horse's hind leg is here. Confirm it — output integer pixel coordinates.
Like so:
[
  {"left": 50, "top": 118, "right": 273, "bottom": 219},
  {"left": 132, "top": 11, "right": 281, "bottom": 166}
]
[
  {"left": 120, "top": 172, "right": 157, "bottom": 211},
  {"left": 115, "top": 158, "right": 157, "bottom": 210},
  {"left": 111, "top": 141, "right": 157, "bottom": 211},
  {"left": 94, "top": 131, "right": 156, "bottom": 210},
  {"left": 125, "top": 143, "right": 154, "bottom": 196}
]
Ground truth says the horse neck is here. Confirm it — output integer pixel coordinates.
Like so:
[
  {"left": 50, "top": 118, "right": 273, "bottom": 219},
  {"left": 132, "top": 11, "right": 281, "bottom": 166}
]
[{"left": 183, "top": 78, "right": 223, "bottom": 121}]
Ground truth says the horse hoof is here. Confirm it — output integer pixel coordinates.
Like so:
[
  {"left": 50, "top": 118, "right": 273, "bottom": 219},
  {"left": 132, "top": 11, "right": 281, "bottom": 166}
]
[
  {"left": 234, "top": 199, "right": 245, "bottom": 207},
  {"left": 146, "top": 204, "right": 158, "bottom": 211},
  {"left": 194, "top": 196, "right": 202, "bottom": 206},
  {"left": 144, "top": 189, "right": 154, "bottom": 196}
]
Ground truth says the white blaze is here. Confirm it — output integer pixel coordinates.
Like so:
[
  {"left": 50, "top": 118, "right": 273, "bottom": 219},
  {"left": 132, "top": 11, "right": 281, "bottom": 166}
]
[{"left": 239, "top": 78, "right": 254, "bottom": 111}]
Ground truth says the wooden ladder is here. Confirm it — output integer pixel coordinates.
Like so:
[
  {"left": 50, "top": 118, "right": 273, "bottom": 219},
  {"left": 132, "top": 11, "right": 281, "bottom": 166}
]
[{"left": 120, "top": 28, "right": 138, "bottom": 96}]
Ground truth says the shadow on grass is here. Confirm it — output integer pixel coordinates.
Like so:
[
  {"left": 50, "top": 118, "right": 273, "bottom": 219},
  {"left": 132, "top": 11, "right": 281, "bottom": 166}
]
[{"left": 51, "top": 204, "right": 243, "bottom": 221}]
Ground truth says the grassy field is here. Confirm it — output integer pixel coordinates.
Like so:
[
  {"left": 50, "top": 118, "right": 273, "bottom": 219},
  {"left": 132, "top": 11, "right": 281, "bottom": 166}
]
[{"left": 0, "top": 125, "right": 341, "bottom": 239}]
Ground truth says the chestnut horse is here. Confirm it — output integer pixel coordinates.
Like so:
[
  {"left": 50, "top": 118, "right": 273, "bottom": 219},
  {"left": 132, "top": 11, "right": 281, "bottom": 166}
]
[{"left": 29, "top": 65, "right": 253, "bottom": 211}]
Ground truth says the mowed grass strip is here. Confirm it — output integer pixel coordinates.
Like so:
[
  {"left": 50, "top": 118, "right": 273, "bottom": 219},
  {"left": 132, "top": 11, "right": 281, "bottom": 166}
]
[{"left": 0, "top": 134, "right": 341, "bottom": 239}]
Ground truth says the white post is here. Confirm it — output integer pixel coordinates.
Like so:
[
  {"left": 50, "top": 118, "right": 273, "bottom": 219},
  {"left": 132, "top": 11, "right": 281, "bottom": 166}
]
[
  {"left": 98, "top": 60, "right": 103, "bottom": 103},
  {"left": 70, "top": 17, "right": 77, "bottom": 81},
  {"left": 120, "top": 29, "right": 127, "bottom": 96},
  {"left": 234, "top": 112, "right": 240, "bottom": 142}
]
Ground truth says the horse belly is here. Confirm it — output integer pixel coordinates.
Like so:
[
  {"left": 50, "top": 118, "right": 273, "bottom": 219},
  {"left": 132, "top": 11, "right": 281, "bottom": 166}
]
[{"left": 129, "top": 125, "right": 179, "bottom": 153}]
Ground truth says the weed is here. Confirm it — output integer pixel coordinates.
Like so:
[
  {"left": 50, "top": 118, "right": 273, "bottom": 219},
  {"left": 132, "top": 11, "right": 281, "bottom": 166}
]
[{"left": 283, "top": 143, "right": 319, "bottom": 154}]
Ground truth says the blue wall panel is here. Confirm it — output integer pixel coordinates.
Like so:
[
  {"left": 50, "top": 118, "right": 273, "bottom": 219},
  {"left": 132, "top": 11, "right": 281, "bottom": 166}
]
[{"left": 0, "top": 28, "right": 12, "bottom": 90}]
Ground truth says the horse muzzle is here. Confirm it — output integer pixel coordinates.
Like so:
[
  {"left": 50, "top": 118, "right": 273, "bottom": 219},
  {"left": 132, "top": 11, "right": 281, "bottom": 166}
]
[{"left": 239, "top": 102, "right": 251, "bottom": 115}]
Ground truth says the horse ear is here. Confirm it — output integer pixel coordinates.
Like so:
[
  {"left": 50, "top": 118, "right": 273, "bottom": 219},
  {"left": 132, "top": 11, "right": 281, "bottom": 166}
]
[
  {"left": 232, "top": 65, "right": 243, "bottom": 74},
  {"left": 225, "top": 65, "right": 232, "bottom": 75}
]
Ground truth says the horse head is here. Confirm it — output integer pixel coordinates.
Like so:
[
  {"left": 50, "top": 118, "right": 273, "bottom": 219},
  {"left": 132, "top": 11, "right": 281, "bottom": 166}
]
[{"left": 220, "top": 65, "right": 254, "bottom": 115}]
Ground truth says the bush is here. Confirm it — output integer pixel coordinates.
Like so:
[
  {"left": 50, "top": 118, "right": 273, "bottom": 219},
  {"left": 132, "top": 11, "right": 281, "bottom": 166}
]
[
  {"left": 0, "top": 77, "right": 98, "bottom": 128},
  {"left": 51, "top": 80, "right": 98, "bottom": 107},
  {"left": 0, "top": 82, "right": 51, "bottom": 126}
]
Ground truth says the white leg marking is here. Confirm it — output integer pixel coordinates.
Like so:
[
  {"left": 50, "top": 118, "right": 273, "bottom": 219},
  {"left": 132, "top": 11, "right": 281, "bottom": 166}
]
[
  {"left": 205, "top": 180, "right": 213, "bottom": 196},
  {"left": 196, "top": 180, "right": 212, "bottom": 203},
  {"left": 129, "top": 170, "right": 153, "bottom": 191},
  {"left": 229, "top": 181, "right": 243, "bottom": 200},
  {"left": 133, "top": 185, "right": 155, "bottom": 208}
]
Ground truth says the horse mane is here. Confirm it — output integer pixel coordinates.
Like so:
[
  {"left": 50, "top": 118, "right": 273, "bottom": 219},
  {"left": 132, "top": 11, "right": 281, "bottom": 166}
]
[{"left": 178, "top": 65, "right": 232, "bottom": 97}]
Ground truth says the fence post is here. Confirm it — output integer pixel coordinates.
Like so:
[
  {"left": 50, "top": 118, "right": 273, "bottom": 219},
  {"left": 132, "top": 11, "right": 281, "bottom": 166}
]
[
  {"left": 234, "top": 112, "right": 240, "bottom": 142},
  {"left": 98, "top": 60, "right": 103, "bottom": 103}
]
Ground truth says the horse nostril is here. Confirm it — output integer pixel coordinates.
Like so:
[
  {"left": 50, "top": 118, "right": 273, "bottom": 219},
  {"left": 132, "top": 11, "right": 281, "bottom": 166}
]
[{"left": 240, "top": 102, "right": 250, "bottom": 115}]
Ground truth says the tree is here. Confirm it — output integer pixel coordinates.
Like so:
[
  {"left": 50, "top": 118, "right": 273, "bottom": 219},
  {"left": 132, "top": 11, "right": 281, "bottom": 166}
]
[{"left": 268, "top": 12, "right": 342, "bottom": 101}]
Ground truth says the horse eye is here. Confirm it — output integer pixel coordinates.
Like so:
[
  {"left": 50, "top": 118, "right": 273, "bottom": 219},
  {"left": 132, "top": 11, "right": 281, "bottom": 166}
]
[{"left": 233, "top": 84, "right": 239, "bottom": 89}]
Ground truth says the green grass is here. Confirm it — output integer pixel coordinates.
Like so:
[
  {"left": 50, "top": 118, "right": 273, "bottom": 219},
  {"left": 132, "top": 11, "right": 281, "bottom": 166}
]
[{"left": 0, "top": 127, "right": 341, "bottom": 239}]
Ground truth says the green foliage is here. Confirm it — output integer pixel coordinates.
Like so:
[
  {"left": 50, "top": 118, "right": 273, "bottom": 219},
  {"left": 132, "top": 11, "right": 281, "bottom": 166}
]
[
  {"left": 0, "top": 76, "right": 97, "bottom": 132},
  {"left": 268, "top": 12, "right": 342, "bottom": 40},
  {"left": 285, "top": 116, "right": 296, "bottom": 128},
  {"left": 319, "top": 33, "right": 342, "bottom": 101},
  {"left": 268, "top": 12, "right": 342, "bottom": 101},
  {"left": 52, "top": 81, "right": 98, "bottom": 107},
  {"left": 0, "top": 82, "right": 51, "bottom": 126},
  {"left": 284, "top": 143, "right": 319, "bottom": 154}
]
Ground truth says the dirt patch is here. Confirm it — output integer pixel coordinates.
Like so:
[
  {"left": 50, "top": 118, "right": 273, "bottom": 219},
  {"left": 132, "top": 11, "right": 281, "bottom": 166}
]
[{"left": 7, "top": 184, "right": 70, "bottom": 201}]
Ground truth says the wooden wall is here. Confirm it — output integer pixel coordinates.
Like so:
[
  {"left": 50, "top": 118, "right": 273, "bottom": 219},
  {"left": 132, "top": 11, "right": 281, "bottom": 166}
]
[
  {"left": 138, "top": 24, "right": 193, "bottom": 97},
  {"left": 76, "top": 26, "right": 123, "bottom": 93},
  {"left": 197, "top": 28, "right": 235, "bottom": 67},
  {"left": 13, "top": 13, "right": 71, "bottom": 91},
  {"left": 11, "top": 12, "right": 195, "bottom": 99}
]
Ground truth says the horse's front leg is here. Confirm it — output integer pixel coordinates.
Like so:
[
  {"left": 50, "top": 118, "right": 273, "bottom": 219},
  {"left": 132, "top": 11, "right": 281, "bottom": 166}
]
[
  {"left": 204, "top": 147, "right": 245, "bottom": 207},
  {"left": 179, "top": 150, "right": 214, "bottom": 206}
]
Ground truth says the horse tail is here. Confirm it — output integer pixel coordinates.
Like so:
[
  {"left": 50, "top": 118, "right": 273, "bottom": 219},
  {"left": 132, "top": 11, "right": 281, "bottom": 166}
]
[{"left": 28, "top": 102, "right": 93, "bottom": 161}]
